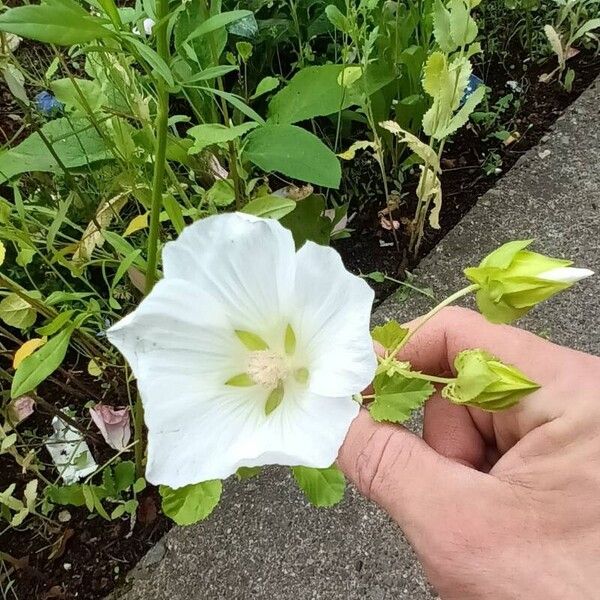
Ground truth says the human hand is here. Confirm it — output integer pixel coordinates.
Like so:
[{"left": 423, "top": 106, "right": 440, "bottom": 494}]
[{"left": 338, "top": 307, "right": 600, "bottom": 600}]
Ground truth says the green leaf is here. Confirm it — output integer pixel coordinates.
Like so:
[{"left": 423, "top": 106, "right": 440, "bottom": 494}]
[
  {"left": 292, "top": 465, "right": 346, "bottom": 507},
  {"left": 187, "top": 122, "right": 258, "bottom": 154},
  {"left": 11, "top": 326, "right": 73, "bottom": 398},
  {"left": 235, "top": 330, "right": 268, "bottom": 351},
  {"left": 241, "top": 196, "right": 295, "bottom": 220},
  {"left": 46, "top": 484, "right": 86, "bottom": 507},
  {"left": 448, "top": 0, "right": 478, "bottom": 47},
  {"left": 236, "top": 467, "right": 261, "bottom": 480},
  {"left": 0, "top": 293, "right": 37, "bottom": 329},
  {"left": 371, "top": 320, "right": 409, "bottom": 351},
  {"left": 185, "top": 10, "right": 252, "bottom": 43},
  {"left": 370, "top": 374, "right": 435, "bottom": 424},
  {"left": 267, "top": 64, "right": 394, "bottom": 125},
  {"left": 432, "top": 0, "right": 456, "bottom": 52},
  {"left": 50, "top": 77, "right": 106, "bottom": 113},
  {"left": 133, "top": 477, "right": 146, "bottom": 493},
  {"left": 0, "top": 5, "right": 112, "bottom": 45},
  {"left": 127, "top": 36, "right": 175, "bottom": 87},
  {"left": 200, "top": 87, "right": 265, "bottom": 124},
  {"left": 250, "top": 76, "right": 280, "bottom": 100},
  {"left": 279, "top": 194, "right": 331, "bottom": 248},
  {"left": 0, "top": 118, "right": 111, "bottom": 184},
  {"left": 205, "top": 179, "right": 235, "bottom": 207},
  {"left": 160, "top": 480, "right": 222, "bottom": 526},
  {"left": 114, "top": 461, "right": 135, "bottom": 494},
  {"left": 325, "top": 5, "right": 351, "bottom": 33},
  {"left": 162, "top": 194, "right": 186, "bottom": 235},
  {"left": 438, "top": 84, "right": 486, "bottom": 138},
  {"left": 244, "top": 125, "right": 341, "bottom": 189}
]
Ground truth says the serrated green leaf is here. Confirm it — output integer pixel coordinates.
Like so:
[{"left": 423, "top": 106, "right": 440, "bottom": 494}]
[
  {"left": 448, "top": 0, "right": 478, "bottom": 47},
  {"left": 370, "top": 374, "right": 435, "bottom": 423},
  {"left": 292, "top": 465, "right": 346, "bottom": 507},
  {"left": 46, "top": 484, "right": 86, "bottom": 507},
  {"left": 371, "top": 320, "right": 409, "bottom": 352},
  {"left": 438, "top": 84, "right": 486, "bottom": 138},
  {"left": 433, "top": 0, "right": 456, "bottom": 52},
  {"left": 160, "top": 480, "right": 222, "bottom": 526}
]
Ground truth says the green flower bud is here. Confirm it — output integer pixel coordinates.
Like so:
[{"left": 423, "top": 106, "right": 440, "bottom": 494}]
[
  {"left": 464, "top": 240, "right": 593, "bottom": 324},
  {"left": 442, "top": 349, "right": 539, "bottom": 411}
]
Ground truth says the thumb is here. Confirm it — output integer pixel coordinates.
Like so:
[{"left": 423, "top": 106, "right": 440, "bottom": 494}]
[{"left": 337, "top": 409, "right": 502, "bottom": 541}]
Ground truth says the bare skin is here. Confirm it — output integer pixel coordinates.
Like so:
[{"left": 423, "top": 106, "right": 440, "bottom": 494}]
[{"left": 338, "top": 307, "right": 600, "bottom": 600}]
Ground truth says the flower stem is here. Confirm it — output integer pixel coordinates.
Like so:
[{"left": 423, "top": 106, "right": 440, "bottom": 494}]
[
  {"left": 137, "top": 0, "right": 170, "bottom": 478},
  {"left": 383, "top": 283, "right": 480, "bottom": 367},
  {"left": 395, "top": 369, "right": 455, "bottom": 385},
  {"left": 144, "top": 0, "right": 170, "bottom": 295}
]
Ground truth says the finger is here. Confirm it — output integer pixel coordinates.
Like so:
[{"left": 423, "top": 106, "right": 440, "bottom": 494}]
[
  {"left": 397, "top": 306, "right": 578, "bottom": 383},
  {"left": 423, "top": 394, "right": 488, "bottom": 469},
  {"left": 338, "top": 409, "right": 502, "bottom": 540}
]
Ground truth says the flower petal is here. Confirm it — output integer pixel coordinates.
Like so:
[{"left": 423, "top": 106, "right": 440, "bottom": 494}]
[
  {"left": 162, "top": 213, "right": 296, "bottom": 338},
  {"left": 538, "top": 267, "right": 594, "bottom": 284},
  {"left": 142, "top": 371, "right": 359, "bottom": 487},
  {"left": 291, "top": 241, "right": 376, "bottom": 397},
  {"left": 107, "top": 277, "right": 244, "bottom": 382}
]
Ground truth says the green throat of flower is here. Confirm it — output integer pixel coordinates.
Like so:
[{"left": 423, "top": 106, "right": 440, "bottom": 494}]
[{"left": 225, "top": 325, "right": 309, "bottom": 416}]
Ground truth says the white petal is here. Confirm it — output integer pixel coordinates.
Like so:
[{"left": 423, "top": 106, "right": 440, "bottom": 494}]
[
  {"left": 162, "top": 213, "right": 296, "bottom": 337},
  {"left": 107, "top": 278, "right": 243, "bottom": 381},
  {"left": 143, "top": 373, "right": 359, "bottom": 487},
  {"left": 291, "top": 241, "right": 377, "bottom": 397},
  {"left": 538, "top": 267, "right": 594, "bottom": 284}
]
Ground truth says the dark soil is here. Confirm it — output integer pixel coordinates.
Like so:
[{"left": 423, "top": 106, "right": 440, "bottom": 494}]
[
  {"left": 1, "top": 46, "right": 599, "bottom": 600},
  {"left": 335, "top": 50, "right": 600, "bottom": 306}
]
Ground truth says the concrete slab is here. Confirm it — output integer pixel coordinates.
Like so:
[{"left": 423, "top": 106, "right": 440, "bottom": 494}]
[{"left": 113, "top": 77, "right": 600, "bottom": 600}]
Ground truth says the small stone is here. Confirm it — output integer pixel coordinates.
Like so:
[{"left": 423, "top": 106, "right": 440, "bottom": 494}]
[
  {"left": 63, "top": 563, "right": 72, "bottom": 571},
  {"left": 58, "top": 510, "right": 71, "bottom": 523},
  {"left": 538, "top": 149, "right": 552, "bottom": 159}
]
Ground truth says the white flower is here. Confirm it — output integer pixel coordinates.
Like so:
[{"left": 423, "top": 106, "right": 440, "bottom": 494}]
[
  {"left": 537, "top": 267, "right": 594, "bottom": 284},
  {"left": 132, "top": 18, "right": 155, "bottom": 36},
  {"left": 107, "top": 213, "right": 376, "bottom": 488}
]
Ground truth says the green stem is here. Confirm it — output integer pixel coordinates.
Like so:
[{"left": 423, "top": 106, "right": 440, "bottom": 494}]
[
  {"left": 383, "top": 283, "right": 480, "bottom": 366},
  {"left": 137, "top": 0, "right": 170, "bottom": 479},
  {"left": 144, "top": 0, "right": 170, "bottom": 294},
  {"left": 394, "top": 368, "right": 454, "bottom": 385}
]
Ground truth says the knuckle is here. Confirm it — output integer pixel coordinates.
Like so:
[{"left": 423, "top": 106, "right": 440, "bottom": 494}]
[{"left": 354, "top": 426, "right": 418, "bottom": 503}]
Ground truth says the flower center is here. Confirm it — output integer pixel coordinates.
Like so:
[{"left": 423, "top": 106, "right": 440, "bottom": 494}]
[{"left": 247, "top": 350, "right": 288, "bottom": 390}]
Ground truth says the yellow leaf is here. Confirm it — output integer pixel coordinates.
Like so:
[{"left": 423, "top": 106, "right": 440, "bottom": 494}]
[
  {"left": 337, "top": 66, "right": 362, "bottom": 88},
  {"left": 87, "top": 358, "right": 103, "bottom": 377},
  {"left": 123, "top": 213, "right": 149, "bottom": 237},
  {"left": 72, "top": 191, "right": 129, "bottom": 265},
  {"left": 337, "top": 140, "right": 377, "bottom": 161},
  {"left": 0, "top": 240, "right": 5, "bottom": 266},
  {"left": 13, "top": 337, "right": 47, "bottom": 369}
]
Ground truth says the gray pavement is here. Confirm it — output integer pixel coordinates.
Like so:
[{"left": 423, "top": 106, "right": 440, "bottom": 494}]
[{"left": 113, "top": 76, "right": 600, "bottom": 600}]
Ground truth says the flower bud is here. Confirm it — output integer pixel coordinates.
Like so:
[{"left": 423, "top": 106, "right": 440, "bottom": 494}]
[
  {"left": 464, "top": 240, "right": 593, "bottom": 323},
  {"left": 442, "top": 349, "right": 539, "bottom": 411}
]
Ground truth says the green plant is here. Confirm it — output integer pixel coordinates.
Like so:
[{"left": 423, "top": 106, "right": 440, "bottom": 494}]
[{"left": 540, "top": 0, "right": 600, "bottom": 90}]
